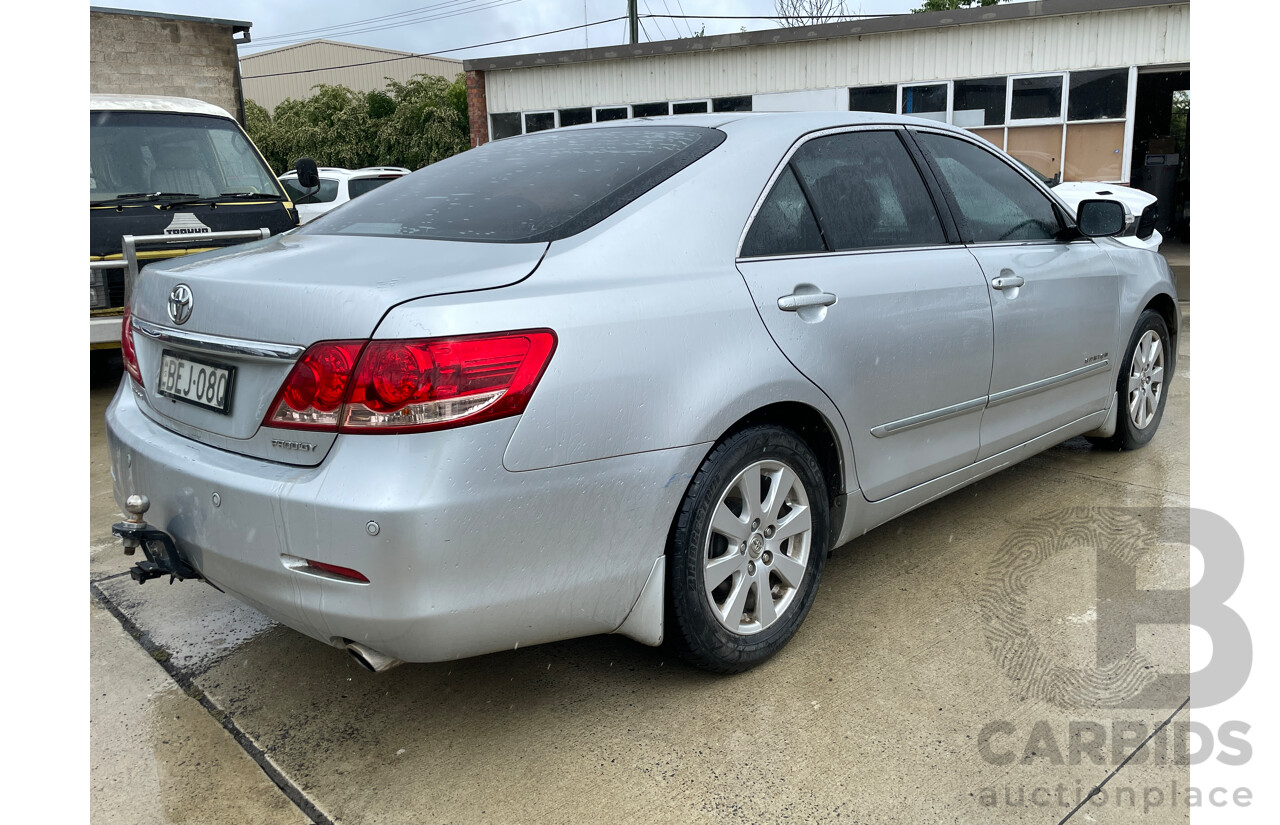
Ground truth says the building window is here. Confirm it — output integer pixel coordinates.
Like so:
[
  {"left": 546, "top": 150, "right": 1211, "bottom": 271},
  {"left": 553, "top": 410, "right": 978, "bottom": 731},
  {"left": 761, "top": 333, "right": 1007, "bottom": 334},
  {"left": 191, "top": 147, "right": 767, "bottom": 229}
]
[
  {"left": 524, "top": 111, "right": 555, "bottom": 133},
  {"left": 953, "top": 77, "right": 1006, "bottom": 127},
  {"left": 712, "top": 96, "right": 752, "bottom": 113},
  {"left": 672, "top": 100, "right": 710, "bottom": 115},
  {"left": 901, "top": 83, "right": 947, "bottom": 122},
  {"left": 594, "top": 106, "right": 629, "bottom": 121},
  {"left": 849, "top": 85, "right": 896, "bottom": 114},
  {"left": 558, "top": 107, "right": 592, "bottom": 127},
  {"left": 632, "top": 102, "right": 670, "bottom": 117},
  {"left": 1068, "top": 69, "right": 1128, "bottom": 121},
  {"left": 1011, "top": 75, "right": 1064, "bottom": 121},
  {"left": 490, "top": 112, "right": 522, "bottom": 140}
]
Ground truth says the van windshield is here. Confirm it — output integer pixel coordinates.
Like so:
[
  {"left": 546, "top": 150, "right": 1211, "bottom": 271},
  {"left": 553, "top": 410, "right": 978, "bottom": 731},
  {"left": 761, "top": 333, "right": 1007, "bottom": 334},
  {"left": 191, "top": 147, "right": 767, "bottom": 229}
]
[
  {"left": 90, "top": 111, "right": 285, "bottom": 204},
  {"left": 299, "top": 126, "right": 725, "bottom": 243}
]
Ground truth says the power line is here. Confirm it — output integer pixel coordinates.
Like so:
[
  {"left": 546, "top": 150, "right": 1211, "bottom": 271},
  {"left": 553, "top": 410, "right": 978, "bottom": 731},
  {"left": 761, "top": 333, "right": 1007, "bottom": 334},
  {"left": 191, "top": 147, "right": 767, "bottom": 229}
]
[
  {"left": 250, "top": 0, "right": 486, "bottom": 45},
  {"left": 672, "top": 0, "right": 696, "bottom": 37},
  {"left": 648, "top": 13, "right": 893, "bottom": 20},
  {"left": 661, "top": 0, "right": 693, "bottom": 38},
  {"left": 249, "top": 0, "right": 529, "bottom": 50},
  {"left": 641, "top": 1, "right": 666, "bottom": 40},
  {"left": 241, "top": 16, "right": 629, "bottom": 78}
]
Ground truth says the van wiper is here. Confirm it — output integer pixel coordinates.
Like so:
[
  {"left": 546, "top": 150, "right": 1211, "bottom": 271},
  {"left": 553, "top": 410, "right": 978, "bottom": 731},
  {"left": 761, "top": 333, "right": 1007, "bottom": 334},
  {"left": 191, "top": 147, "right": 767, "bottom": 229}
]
[
  {"left": 160, "top": 192, "right": 288, "bottom": 208},
  {"left": 92, "top": 192, "right": 202, "bottom": 206},
  {"left": 217, "top": 192, "right": 287, "bottom": 200}
]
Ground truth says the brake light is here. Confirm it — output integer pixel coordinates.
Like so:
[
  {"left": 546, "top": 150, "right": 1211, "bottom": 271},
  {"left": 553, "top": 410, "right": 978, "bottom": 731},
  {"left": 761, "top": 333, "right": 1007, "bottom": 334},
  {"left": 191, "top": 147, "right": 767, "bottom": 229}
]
[
  {"left": 121, "top": 305, "right": 144, "bottom": 386},
  {"left": 264, "top": 330, "right": 556, "bottom": 434}
]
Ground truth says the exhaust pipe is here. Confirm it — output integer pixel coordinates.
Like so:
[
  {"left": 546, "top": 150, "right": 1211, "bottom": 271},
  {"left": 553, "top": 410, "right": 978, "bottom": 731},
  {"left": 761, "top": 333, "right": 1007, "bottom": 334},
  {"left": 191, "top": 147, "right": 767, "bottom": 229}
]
[{"left": 344, "top": 641, "right": 404, "bottom": 673}]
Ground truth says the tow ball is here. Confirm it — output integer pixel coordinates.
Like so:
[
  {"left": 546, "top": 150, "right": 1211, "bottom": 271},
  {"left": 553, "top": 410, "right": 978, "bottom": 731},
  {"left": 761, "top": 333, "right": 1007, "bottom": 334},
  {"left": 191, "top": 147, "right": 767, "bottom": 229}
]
[{"left": 111, "top": 494, "right": 201, "bottom": 585}]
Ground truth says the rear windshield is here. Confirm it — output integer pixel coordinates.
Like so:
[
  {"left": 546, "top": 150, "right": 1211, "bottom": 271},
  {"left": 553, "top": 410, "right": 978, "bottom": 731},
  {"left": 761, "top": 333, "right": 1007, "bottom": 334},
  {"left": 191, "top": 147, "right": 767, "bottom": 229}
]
[{"left": 298, "top": 126, "right": 725, "bottom": 243}]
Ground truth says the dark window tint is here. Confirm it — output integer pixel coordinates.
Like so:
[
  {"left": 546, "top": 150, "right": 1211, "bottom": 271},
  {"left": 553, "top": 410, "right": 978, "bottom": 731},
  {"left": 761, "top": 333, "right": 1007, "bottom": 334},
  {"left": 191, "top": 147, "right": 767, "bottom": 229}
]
[
  {"left": 347, "top": 176, "right": 400, "bottom": 199},
  {"left": 301, "top": 126, "right": 725, "bottom": 243},
  {"left": 741, "top": 167, "right": 825, "bottom": 258},
  {"left": 282, "top": 177, "right": 339, "bottom": 204},
  {"left": 1068, "top": 69, "right": 1128, "bottom": 120},
  {"left": 1011, "top": 76, "right": 1063, "bottom": 120},
  {"left": 524, "top": 111, "right": 555, "bottom": 133},
  {"left": 902, "top": 84, "right": 947, "bottom": 118},
  {"left": 712, "top": 96, "right": 752, "bottom": 112},
  {"left": 954, "top": 77, "right": 1007, "bottom": 126},
  {"left": 916, "top": 133, "right": 1061, "bottom": 243},
  {"left": 490, "top": 112, "right": 522, "bottom": 139},
  {"left": 849, "top": 85, "right": 896, "bottom": 114},
  {"left": 558, "top": 107, "right": 592, "bottom": 127},
  {"left": 632, "top": 102, "right": 669, "bottom": 118},
  {"left": 595, "top": 106, "right": 629, "bottom": 122},
  {"left": 672, "top": 100, "right": 709, "bottom": 115},
  {"left": 789, "top": 131, "right": 945, "bottom": 251}
]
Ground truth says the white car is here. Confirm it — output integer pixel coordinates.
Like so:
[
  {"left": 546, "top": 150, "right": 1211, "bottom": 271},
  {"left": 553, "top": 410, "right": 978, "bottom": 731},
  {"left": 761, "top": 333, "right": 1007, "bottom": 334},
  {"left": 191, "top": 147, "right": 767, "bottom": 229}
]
[
  {"left": 1052, "top": 181, "right": 1162, "bottom": 252},
  {"left": 279, "top": 166, "right": 410, "bottom": 223},
  {"left": 1008, "top": 160, "right": 1161, "bottom": 253}
]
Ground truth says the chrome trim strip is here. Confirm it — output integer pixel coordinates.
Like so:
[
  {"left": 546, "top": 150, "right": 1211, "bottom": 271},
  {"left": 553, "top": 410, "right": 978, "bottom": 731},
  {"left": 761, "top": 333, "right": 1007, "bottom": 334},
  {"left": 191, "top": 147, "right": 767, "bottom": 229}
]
[
  {"left": 870, "top": 396, "right": 987, "bottom": 438},
  {"left": 987, "top": 360, "right": 1110, "bottom": 408},
  {"left": 132, "top": 318, "right": 304, "bottom": 361}
]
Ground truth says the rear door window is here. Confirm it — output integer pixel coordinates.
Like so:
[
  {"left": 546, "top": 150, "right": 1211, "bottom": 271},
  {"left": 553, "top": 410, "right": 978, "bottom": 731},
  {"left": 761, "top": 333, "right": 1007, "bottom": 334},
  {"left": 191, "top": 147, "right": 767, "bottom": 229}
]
[
  {"left": 301, "top": 126, "right": 724, "bottom": 243},
  {"left": 789, "top": 130, "right": 946, "bottom": 251},
  {"left": 347, "top": 177, "right": 400, "bottom": 199}
]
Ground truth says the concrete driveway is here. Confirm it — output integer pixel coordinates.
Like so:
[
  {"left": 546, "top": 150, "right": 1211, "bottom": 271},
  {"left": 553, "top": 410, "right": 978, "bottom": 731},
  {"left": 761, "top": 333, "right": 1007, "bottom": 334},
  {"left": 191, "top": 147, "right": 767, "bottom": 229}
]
[{"left": 90, "top": 310, "right": 1191, "bottom": 824}]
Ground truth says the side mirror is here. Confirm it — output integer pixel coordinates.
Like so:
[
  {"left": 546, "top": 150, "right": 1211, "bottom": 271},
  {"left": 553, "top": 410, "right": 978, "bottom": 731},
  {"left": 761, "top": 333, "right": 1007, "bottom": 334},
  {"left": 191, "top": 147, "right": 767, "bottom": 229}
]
[
  {"left": 294, "top": 157, "right": 320, "bottom": 190},
  {"left": 1076, "top": 199, "right": 1127, "bottom": 237}
]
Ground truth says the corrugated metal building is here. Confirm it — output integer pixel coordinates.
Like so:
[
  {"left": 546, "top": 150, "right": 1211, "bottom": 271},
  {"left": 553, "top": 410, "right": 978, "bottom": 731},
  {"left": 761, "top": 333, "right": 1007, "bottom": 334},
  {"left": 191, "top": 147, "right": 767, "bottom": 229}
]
[
  {"left": 462, "top": 0, "right": 1189, "bottom": 192},
  {"left": 240, "top": 40, "right": 463, "bottom": 111}
]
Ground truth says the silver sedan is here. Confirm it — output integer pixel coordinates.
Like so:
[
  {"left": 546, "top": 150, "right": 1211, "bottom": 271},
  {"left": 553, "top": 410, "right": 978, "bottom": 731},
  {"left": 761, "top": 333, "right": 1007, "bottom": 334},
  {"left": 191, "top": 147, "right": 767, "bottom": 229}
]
[{"left": 106, "top": 112, "right": 1177, "bottom": 673}]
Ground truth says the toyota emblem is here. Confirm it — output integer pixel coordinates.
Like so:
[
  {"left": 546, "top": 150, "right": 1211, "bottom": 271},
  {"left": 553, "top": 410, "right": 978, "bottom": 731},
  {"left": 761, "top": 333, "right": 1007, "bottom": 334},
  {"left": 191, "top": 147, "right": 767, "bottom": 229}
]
[{"left": 167, "top": 284, "right": 194, "bottom": 325}]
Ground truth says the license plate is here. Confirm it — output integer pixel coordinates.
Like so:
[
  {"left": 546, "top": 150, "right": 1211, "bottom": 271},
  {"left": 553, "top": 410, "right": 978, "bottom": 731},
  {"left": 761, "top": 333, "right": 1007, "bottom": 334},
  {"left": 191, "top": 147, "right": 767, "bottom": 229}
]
[{"left": 157, "top": 350, "right": 235, "bottom": 414}]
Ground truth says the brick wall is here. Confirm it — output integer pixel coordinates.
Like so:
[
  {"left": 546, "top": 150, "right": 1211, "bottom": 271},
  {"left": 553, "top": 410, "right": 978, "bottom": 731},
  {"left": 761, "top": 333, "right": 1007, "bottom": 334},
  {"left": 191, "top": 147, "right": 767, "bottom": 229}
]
[
  {"left": 90, "top": 10, "right": 245, "bottom": 122},
  {"left": 466, "top": 70, "right": 489, "bottom": 148}
]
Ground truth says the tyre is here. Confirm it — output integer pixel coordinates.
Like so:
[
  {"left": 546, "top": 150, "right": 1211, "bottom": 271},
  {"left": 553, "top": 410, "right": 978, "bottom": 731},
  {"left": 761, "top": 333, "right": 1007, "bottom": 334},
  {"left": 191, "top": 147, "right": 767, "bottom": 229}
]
[
  {"left": 666, "top": 425, "right": 829, "bottom": 673},
  {"left": 1088, "top": 309, "right": 1171, "bottom": 451}
]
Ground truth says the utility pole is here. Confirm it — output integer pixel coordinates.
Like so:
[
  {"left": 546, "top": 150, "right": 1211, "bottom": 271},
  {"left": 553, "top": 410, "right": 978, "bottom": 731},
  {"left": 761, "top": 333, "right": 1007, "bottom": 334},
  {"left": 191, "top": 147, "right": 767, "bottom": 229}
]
[{"left": 628, "top": 0, "right": 639, "bottom": 44}]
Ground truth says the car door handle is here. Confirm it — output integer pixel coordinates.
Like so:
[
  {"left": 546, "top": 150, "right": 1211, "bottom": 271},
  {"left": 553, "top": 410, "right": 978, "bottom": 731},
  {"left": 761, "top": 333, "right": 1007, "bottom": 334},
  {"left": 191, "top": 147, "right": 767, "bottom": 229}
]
[
  {"left": 991, "top": 275, "right": 1025, "bottom": 290},
  {"left": 778, "top": 292, "right": 838, "bottom": 311}
]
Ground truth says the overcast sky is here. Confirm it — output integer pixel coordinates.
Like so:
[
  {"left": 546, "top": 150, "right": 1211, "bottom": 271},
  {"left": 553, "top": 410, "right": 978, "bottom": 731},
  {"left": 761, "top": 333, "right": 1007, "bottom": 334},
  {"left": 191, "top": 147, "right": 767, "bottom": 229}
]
[{"left": 104, "top": 0, "right": 964, "bottom": 62}]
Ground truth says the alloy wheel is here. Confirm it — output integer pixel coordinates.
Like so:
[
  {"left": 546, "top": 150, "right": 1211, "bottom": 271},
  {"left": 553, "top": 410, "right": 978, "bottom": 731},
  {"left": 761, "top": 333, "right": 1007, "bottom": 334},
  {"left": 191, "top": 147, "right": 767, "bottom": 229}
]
[{"left": 702, "top": 459, "right": 812, "bottom": 635}]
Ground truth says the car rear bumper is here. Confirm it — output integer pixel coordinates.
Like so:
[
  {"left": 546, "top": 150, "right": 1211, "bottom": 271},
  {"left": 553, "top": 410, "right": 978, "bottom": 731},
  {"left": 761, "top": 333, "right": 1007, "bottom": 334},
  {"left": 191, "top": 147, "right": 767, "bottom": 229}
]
[{"left": 105, "top": 378, "right": 704, "bottom": 662}]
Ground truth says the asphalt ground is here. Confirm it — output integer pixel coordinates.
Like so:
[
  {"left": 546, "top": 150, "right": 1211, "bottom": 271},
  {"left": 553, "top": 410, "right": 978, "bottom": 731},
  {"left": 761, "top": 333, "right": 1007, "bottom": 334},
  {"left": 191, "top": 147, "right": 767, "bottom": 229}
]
[{"left": 90, "top": 308, "right": 1191, "bottom": 824}]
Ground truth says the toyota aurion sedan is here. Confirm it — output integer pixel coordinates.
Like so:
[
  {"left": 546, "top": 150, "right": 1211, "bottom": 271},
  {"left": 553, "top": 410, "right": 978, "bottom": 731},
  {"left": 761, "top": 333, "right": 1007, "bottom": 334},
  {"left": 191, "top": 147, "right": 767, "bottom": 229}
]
[{"left": 106, "top": 112, "right": 1178, "bottom": 674}]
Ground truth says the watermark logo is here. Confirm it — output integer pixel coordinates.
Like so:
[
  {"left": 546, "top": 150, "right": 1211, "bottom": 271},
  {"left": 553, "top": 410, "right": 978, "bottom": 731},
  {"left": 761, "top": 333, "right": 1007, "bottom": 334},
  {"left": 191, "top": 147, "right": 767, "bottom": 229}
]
[{"left": 979, "top": 507, "right": 1250, "bottom": 710}]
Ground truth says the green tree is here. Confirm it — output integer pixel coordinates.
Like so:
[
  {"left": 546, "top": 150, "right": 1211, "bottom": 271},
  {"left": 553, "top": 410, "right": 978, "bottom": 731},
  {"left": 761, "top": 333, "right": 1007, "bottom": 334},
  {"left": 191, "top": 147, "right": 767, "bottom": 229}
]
[
  {"left": 375, "top": 74, "right": 470, "bottom": 169},
  {"left": 913, "top": 0, "right": 1004, "bottom": 12},
  {"left": 242, "top": 73, "right": 471, "bottom": 174}
]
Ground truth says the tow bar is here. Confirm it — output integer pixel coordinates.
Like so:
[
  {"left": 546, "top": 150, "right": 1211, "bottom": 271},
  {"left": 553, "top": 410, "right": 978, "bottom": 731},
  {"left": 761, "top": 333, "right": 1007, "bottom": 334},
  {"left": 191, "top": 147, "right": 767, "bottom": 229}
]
[{"left": 111, "top": 494, "right": 201, "bottom": 585}]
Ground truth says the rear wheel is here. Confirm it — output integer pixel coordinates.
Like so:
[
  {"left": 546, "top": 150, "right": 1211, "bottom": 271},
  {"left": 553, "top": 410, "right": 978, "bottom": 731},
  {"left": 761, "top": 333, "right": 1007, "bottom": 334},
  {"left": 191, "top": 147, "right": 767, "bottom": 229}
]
[
  {"left": 1088, "top": 309, "right": 1170, "bottom": 450},
  {"left": 666, "top": 426, "right": 829, "bottom": 673}
]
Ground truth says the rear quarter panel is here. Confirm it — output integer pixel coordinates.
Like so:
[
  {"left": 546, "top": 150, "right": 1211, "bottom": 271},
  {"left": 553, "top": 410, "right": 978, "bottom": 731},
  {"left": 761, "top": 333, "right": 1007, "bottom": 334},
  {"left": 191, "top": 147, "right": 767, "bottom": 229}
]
[{"left": 371, "top": 128, "right": 854, "bottom": 480}]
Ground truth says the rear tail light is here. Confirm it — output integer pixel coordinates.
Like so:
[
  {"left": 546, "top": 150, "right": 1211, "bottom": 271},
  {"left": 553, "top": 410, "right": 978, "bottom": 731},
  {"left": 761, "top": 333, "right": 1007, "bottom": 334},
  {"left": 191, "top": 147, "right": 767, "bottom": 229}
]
[
  {"left": 265, "top": 330, "right": 556, "bottom": 434},
  {"left": 121, "top": 304, "right": 144, "bottom": 386}
]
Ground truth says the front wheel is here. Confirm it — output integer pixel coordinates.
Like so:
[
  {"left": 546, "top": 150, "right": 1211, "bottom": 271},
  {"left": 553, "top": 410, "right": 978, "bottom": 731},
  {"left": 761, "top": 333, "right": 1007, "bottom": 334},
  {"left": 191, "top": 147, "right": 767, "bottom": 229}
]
[
  {"left": 1088, "top": 309, "right": 1171, "bottom": 451},
  {"left": 666, "top": 426, "right": 829, "bottom": 673}
]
